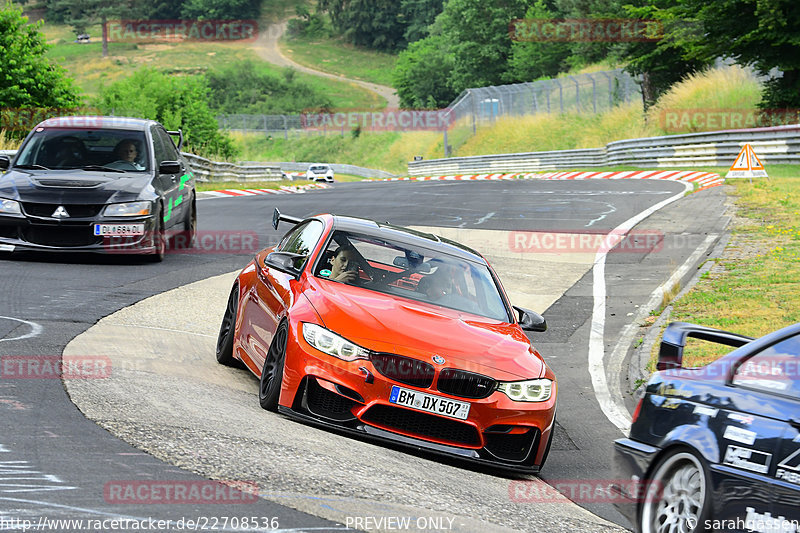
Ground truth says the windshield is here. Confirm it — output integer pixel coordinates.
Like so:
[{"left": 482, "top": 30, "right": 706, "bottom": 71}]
[
  {"left": 314, "top": 230, "right": 511, "bottom": 321},
  {"left": 310, "top": 166, "right": 329, "bottom": 172},
  {"left": 15, "top": 128, "right": 150, "bottom": 171}
]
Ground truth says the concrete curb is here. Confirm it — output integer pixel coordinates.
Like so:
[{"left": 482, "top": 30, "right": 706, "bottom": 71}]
[{"left": 383, "top": 170, "right": 724, "bottom": 190}]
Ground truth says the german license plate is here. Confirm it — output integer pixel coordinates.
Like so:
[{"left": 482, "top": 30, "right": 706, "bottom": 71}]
[
  {"left": 94, "top": 224, "right": 145, "bottom": 236},
  {"left": 389, "top": 385, "right": 470, "bottom": 420}
]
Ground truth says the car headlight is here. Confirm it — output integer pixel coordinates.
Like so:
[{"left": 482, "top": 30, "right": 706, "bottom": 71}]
[
  {"left": 0, "top": 198, "right": 22, "bottom": 216},
  {"left": 302, "top": 323, "right": 369, "bottom": 362},
  {"left": 497, "top": 379, "right": 553, "bottom": 402},
  {"left": 103, "top": 201, "right": 152, "bottom": 217}
]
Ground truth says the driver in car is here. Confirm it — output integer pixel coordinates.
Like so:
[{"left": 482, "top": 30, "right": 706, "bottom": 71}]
[
  {"left": 328, "top": 246, "right": 361, "bottom": 283},
  {"left": 113, "top": 139, "right": 144, "bottom": 170}
]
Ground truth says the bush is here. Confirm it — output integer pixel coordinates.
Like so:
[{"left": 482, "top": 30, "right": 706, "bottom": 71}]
[
  {"left": 393, "top": 35, "right": 457, "bottom": 109},
  {"left": 205, "top": 61, "right": 332, "bottom": 114},
  {"left": 287, "top": 6, "right": 329, "bottom": 38},
  {"left": 97, "top": 68, "right": 237, "bottom": 159}
]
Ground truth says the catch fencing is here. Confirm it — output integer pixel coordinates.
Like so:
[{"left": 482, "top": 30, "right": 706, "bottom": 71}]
[
  {"left": 216, "top": 69, "right": 641, "bottom": 139},
  {"left": 444, "top": 69, "right": 639, "bottom": 133},
  {"left": 407, "top": 124, "right": 800, "bottom": 175}
]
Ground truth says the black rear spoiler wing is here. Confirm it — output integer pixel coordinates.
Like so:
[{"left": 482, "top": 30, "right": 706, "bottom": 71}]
[
  {"left": 167, "top": 129, "right": 183, "bottom": 150},
  {"left": 272, "top": 208, "right": 303, "bottom": 230},
  {"left": 657, "top": 321, "right": 753, "bottom": 370}
]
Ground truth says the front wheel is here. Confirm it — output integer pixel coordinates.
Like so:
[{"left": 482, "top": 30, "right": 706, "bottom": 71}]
[
  {"left": 174, "top": 197, "right": 197, "bottom": 250},
  {"left": 639, "top": 450, "right": 711, "bottom": 533},
  {"left": 216, "top": 284, "right": 239, "bottom": 366},
  {"left": 259, "top": 321, "right": 288, "bottom": 411},
  {"left": 148, "top": 206, "right": 166, "bottom": 262}
]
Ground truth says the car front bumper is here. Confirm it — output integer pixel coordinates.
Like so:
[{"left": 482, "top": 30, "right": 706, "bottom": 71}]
[
  {"left": 611, "top": 437, "right": 661, "bottom": 528},
  {"left": 0, "top": 212, "right": 160, "bottom": 254},
  {"left": 277, "top": 325, "right": 557, "bottom": 473}
]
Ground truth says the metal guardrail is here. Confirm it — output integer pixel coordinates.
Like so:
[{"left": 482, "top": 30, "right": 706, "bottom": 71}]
[
  {"left": 181, "top": 153, "right": 281, "bottom": 182},
  {"left": 408, "top": 124, "right": 800, "bottom": 175}
]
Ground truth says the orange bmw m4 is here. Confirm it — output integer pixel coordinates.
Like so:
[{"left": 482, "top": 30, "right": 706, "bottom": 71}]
[{"left": 216, "top": 209, "right": 557, "bottom": 473}]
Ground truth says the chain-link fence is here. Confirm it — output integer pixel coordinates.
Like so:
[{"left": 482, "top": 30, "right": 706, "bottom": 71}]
[
  {"left": 444, "top": 69, "right": 640, "bottom": 132},
  {"left": 216, "top": 69, "right": 641, "bottom": 142}
]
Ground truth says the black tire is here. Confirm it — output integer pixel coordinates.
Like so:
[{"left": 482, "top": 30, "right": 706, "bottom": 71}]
[
  {"left": 148, "top": 205, "right": 166, "bottom": 262},
  {"left": 174, "top": 197, "right": 197, "bottom": 250},
  {"left": 639, "top": 450, "right": 712, "bottom": 533},
  {"left": 216, "top": 284, "right": 239, "bottom": 366},
  {"left": 259, "top": 321, "right": 288, "bottom": 411}
]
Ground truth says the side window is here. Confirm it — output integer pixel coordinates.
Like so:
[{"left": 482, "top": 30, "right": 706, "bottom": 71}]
[
  {"left": 150, "top": 127, "right": 167, "bottom": 165},
  {"left": 732, "top": 334, "right": 800, "bottom": 400},
  {"left": 156, "top": 128, "right": 180, "bottom": 160},
  {"left": 276, "top": 220, "right": 324, "bottom": 269}
]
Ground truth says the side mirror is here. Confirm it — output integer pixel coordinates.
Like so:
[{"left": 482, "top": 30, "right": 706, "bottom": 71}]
[
  {"left": 263, "top": 251, "right": 306, "bottom": 277},
  {"left": 159, "top": 161, "right": 181, "bottom": 175},
  {"left": 513, "top": 306, "right": 547, "bottom": 332},
  {"left": 0, "top": 156, "right": 10, "bottom": 171}
]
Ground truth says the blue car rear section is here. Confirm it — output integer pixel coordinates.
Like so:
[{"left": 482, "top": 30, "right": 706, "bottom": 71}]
[{"left": 613, "top": 321, "right": 800, "bottom": 532}]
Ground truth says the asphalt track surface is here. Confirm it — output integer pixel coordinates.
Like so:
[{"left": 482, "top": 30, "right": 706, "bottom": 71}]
[{"left": 0, "top": 178, "right": 729, "bottom": 532}]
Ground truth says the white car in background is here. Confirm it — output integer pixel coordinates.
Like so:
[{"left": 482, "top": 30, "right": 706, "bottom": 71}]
[{"left": 306, "top": 164, "right": 335, "bottom": 182}]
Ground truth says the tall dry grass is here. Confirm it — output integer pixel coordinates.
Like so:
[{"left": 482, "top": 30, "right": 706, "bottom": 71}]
[
  {"left": 646, "top": 65, "right": 763, "bottom": 134},
  {"left": 455, "top": 101, "right": 649, "bottom": 156},
  {"left": 0, "top": 130, "right": 21, "bottom": 151}
]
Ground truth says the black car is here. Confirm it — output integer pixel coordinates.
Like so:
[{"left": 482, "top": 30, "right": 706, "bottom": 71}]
[
  {"left": 613, "top": 321, "right": 800, "bottom": 533},
  {"left": 0, "top": 116, "right": 196, "bottom": 261}
]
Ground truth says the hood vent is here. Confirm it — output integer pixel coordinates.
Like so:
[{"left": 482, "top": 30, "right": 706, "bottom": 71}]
[{"left": 34, "top": 179, "right": 104, "bottom": 188}]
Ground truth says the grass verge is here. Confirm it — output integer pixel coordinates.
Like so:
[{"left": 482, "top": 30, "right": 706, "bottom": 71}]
[
  {"left": 280, "top": 34, "right": 397, "bottom": 87},
  {"left": 41, "top": 24, "right": 381, "bottom": 110},
  {"left": 645, "top": 165, "right": 800, "bottom": 369}
]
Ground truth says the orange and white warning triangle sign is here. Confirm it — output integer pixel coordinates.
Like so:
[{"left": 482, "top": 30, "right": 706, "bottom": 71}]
[{"left": 726, "top": 144, "right": 768, "bottom": 178}]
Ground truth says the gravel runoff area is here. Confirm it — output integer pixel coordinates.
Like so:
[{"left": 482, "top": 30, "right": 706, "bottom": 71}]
[{"left": 64, "top": 266, "right": 625, "bottom": 533}]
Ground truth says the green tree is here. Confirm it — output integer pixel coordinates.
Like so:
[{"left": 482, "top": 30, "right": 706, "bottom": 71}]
[
  {"left": 620, "top": 2, "right": 710, "bottom": 110},
  {"left": 503, "top": 0, "right": 572, "bottom": 83},
  {"left": 0, "top": 3, "right": 81, "bottom": 108},
  {"left": 400, "top": 0, "right": 445, "bottom": 44},
  {"left": 319, "top": 0, "right": 407, "bottom": 51},
  {"left": 179, "top": 0, "right": 262, "bottom": 20},
  {"left": 437, "top": 0, "right": 530, "bottom": 94},
  {"left": 97, "top": 68, "right": 237, "bottom": 158},
  {"left": 393, "top": 34, "right": 456, "bottom": 108},
  {"left": 670, "top": 0, "right": 800, "bottom": 109}
]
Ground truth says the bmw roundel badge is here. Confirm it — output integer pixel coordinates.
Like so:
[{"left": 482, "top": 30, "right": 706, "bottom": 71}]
[{"left": 432, "top": 355, "right": 445, "bottom": 365}]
